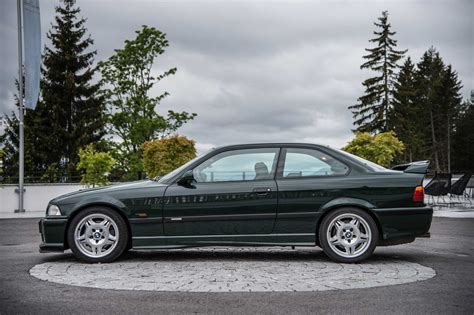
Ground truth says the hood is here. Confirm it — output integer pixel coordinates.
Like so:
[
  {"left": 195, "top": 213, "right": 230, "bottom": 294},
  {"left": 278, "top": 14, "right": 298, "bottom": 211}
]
[{"left": 50, "top": 180, "right": 167, "bottom": 204}]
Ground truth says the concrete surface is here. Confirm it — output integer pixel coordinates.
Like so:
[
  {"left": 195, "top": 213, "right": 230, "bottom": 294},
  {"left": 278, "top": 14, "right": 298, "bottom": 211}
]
[{"left": 0, "top": 217, "right": 473, "bottom": 314}]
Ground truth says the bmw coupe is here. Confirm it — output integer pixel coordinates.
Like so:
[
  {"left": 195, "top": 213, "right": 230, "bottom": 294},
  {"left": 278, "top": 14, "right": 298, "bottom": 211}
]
[{"left": 39, "top": 143, "right": 432, "bottom": 263}]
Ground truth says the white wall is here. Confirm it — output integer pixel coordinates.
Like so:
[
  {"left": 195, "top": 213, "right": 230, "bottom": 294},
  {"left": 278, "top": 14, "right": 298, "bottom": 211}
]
[{"left": 0, "top": 184, "right": 83, "bottom": 217}]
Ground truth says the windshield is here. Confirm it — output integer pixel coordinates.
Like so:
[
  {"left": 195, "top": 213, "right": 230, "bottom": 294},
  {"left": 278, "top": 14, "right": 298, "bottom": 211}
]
[
  {"left": 335, "top": 149, "right": 388, "bottom": 171},
  {"left": 156, "top": 149, "right": 213, "bottom": 183}
]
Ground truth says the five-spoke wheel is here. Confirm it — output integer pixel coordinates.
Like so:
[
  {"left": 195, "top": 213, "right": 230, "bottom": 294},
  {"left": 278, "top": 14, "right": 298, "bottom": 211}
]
[
  {"left": 68, "top": 207, "right": 128, "bottom": 263},
  {"left": 319, "top": 208, "right": 378, "bottom": 263}
]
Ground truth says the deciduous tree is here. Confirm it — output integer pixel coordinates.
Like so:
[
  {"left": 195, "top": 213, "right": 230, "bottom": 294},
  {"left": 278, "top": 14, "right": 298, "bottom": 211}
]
[{"left": 99, "top": 26, "right": 196, "bottom": 180}]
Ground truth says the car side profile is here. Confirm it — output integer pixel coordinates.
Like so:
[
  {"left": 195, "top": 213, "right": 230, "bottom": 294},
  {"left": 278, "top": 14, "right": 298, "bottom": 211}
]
[{"left": 39, "top": 143, "right": 433, "bottom": 263}]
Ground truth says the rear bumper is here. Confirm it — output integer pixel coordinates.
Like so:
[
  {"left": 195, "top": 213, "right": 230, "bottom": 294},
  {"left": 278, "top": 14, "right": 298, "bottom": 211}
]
[
  {"left": 372, "top": 206, "right": 433, "bottom": 242},
  {"left": 39, "top": 217, "right": 68, "bottom": 253}
]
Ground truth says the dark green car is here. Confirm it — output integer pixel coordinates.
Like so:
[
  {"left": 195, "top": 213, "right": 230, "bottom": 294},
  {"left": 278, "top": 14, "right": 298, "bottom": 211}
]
[{"left": 39, "top": 143, "right": 432, "bottom": 263}]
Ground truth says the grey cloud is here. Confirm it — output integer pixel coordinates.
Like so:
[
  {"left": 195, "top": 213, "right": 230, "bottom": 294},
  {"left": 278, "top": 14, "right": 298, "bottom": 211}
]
[{"left": 1, "top": 0, "right": 472, "bottom": 152}]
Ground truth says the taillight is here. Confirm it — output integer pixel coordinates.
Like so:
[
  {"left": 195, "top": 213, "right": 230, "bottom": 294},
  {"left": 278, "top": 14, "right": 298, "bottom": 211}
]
[{"left": 413, "top": 185, "right": 424, "bottom": 202}]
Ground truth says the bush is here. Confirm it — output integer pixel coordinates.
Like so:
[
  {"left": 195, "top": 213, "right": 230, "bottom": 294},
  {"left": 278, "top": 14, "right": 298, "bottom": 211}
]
[
  {"left": 142, "top": 135, "right": 196, "bottom": 178},
  {"left": 343, "top": 131, "right": 405, "bottom": 167},
  {"left": 77, "top": 145, "right": 115, "bottom": 187}
]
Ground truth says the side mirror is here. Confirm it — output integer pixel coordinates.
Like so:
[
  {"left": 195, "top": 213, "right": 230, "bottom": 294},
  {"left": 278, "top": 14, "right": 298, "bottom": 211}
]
[{"left": 177, "top": 170, "right": 195, "bottom": 187}]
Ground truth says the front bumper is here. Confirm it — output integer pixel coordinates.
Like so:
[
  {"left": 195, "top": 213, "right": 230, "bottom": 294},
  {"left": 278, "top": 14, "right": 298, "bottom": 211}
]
[
  {"left": 372, "top": 206, "right": 433, "bottom": 241},
  {"left": 39, "top": 217, "right": 68, "bottom": 252}
]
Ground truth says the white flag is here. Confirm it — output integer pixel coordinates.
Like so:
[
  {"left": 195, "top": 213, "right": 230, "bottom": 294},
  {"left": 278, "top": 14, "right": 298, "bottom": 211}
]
[{"left": 23, "top": 0, "right": 41, "bottom": 109}]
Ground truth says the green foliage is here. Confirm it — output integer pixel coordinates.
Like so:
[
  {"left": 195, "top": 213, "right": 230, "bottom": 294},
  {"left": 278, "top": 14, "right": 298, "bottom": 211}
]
[
  {"left": 391, "top": 48, "right": 463, "bottom": 172},
  {"left": 41, "top": 0, "right": 106, "bottom": 177},
  {"left": 390, "top": 57, "right": 422, "bottom": 162},
  {"left": 349, "top": 11, "right": 407, "bottom": 133},
  {"left": 349, "top": 11, "right": 467, "bottom": 172},
  {"left": 142, "top": 135, "right": 197, "bottom": 178},
  {"left": 99, "top": 26, "right": 196, "bottom": 180},
  {"left": 0, "top": 0, "right": 105, "bottom": 183},
  {"left": 452, "top": 102, "right": 474, "bottom": 172},
  {"left": 77, "top": 145, "right": 115, "bottom": 187},
  {"left": 343, "top": 131, "right": 405, "bottom": 167},
  {"left": 0, "top": 79, "right": 51, "bottom": 183}
]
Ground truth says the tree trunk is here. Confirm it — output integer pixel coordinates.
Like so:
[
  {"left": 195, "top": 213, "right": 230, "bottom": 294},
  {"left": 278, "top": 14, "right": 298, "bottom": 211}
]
[
  {"left": 429, "top": 109, "right": 440, "bottom": 172},
  {"left": 447, "top": 116, "right": 451, "bottom": 173}
]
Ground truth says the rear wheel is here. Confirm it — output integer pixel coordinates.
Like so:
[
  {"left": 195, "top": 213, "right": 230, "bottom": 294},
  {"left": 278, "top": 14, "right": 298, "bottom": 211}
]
[
  {"left": 67, "top": 207, "right": 128, "bottom": 263},
  {"left": 319, "top": 208, "right": 378, "bottom": 263}
]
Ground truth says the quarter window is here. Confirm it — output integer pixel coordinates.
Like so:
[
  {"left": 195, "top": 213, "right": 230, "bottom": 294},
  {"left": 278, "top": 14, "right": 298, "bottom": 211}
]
[
  {"left": 282, "top": 148, "right": 348, "bottom": 177},
  {"left": 193, "top": 148, "right": 279, "bottom": 183}
]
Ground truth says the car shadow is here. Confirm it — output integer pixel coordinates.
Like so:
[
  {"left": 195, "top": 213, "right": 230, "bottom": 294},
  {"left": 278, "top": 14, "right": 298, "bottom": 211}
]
[{"left": 38, "top": 247, "right": 424, "bottom": 265}]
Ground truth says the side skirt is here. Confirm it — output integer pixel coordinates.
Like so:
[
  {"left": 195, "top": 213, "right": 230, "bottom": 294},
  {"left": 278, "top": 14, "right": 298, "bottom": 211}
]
[{"left": 132, "top": 233, "right": 316, "bottom": 249}]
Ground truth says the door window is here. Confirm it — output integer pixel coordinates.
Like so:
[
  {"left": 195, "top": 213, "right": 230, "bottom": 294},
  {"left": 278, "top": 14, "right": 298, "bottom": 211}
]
[
  {"left": 193, "top": 148, "right": 279, "bottom": 183},
  {"left": 281, "top": 148, "right": 348, "bottom": 178}
]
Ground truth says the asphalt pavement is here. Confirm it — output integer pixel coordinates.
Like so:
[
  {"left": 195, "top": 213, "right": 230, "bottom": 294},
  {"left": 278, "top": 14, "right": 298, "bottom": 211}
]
[{"left": 0, "top": 217, "right": 473, "bottom": 314}]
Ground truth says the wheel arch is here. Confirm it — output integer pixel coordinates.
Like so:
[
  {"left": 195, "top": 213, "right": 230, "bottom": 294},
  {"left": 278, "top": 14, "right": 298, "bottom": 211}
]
[
  {"left": 64, "top": 202, "right": 132, "bottom": 250},
  {"left": 315, "top": 200, "right": 383, "bottom": 246}
]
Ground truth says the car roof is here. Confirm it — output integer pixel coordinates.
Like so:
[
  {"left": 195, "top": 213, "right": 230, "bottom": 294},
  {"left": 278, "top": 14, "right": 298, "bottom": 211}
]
[{"left": 212, "top": 142, "right": 331, "bottom": 150}]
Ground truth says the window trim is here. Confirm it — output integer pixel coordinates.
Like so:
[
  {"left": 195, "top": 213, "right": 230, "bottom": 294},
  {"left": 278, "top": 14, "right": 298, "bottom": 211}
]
[
  {"left": 190, "top": 147, "right": 282, "bottom": 184},
  {"left": 276, "top": 147, "right": 350, "bottom": 180}
]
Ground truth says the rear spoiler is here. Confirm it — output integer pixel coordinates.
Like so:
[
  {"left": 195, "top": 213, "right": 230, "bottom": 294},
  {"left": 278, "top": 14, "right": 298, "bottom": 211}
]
[{"left": 391, "top": 160, "right": 430, "bottom": 174}]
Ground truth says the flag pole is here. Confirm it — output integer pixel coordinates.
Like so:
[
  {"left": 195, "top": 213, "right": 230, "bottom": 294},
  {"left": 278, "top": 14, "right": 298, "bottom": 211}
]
[{"left": 16, "top": 0, "right": 25, "bottom": 213}]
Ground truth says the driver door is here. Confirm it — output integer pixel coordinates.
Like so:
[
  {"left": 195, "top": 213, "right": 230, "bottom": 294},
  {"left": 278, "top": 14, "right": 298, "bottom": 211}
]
[{"left": 163, "top": 147, "right": 280, "bottom": 236}]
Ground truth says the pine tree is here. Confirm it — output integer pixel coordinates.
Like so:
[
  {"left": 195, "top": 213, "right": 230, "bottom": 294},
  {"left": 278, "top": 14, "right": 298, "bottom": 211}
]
[
  {"left": 41, "top": 0, "right": 105, "bottom": 179},
  {"left": 452, "top": 101, "right": 474, "bottom": 172},
  {"left": 391, "top": 57, "right": 421, "bottom": 162},
  {"left": 0, "top": 79, "right": 48, "bottom": 182},
  {"left": 349, "top": 11, "right": 407, "bottom": 133},
  {"left": 414, "top": 48, "right": 446, "bottom": 172},
  {"left": 436, "top": 65, "right": 463, "bottom": 172}
]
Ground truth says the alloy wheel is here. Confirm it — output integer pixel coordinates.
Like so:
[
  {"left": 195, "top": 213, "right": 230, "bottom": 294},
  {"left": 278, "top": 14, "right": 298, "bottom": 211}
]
[
  {"left": 326, "top": 213, "right": 372, "bottom": 258},
  {"left": 74, "top": 214, "right": 119, "bottom": 259}
]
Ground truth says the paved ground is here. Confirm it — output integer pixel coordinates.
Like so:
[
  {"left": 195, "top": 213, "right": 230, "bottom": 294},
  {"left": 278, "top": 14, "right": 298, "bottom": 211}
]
[
  {"left": 29, "top": 250, "right": 435, "bottom": 292},
  {"left": 1, "top": 217, "right": 473, "bottom": 314}
]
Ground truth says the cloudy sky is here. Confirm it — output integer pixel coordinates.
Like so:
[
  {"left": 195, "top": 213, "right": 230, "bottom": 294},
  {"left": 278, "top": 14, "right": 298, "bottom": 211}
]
[{"left": 1, "top": 0, "right": 472, "bottom": 152}]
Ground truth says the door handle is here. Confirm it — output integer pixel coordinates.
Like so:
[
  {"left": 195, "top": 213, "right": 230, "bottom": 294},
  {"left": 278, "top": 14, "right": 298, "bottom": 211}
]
[{"left": 253, "top": 187, "right": 272, "bottom": 195}]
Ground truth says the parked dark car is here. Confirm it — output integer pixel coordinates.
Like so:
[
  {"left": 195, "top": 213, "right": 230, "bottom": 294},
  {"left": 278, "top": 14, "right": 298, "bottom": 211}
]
[{"left": 39, "top": 143, "right": 432, "bottom": 263}]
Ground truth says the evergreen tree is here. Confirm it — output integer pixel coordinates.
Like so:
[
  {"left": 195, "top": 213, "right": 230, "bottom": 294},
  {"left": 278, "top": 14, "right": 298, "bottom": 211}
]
[
  {"left": 436, "top": 65, "right": 463, "bottom": 172},
  {"left": 414, "top": 48, "right": 446, "bottom": 172},
  {"left": 452, "top": 101, "right": 474, "bottom": 172},
  {"left": 0, "top": 79, "right": 48, "bottom": 182},
  {"left": 349, "top": 11, "right": 407, "bottom": 133},
  {"left": 41, "top": 0, "right": 105, "bottom": 179},
  {"left": 1, "top": 0, "right": 105, "bottom": 182},
  {"left": 391, "top": 57, "right": 421, "bottom": 162}
]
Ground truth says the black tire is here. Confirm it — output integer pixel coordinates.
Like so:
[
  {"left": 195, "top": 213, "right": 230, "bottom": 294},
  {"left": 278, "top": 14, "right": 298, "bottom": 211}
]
[
  {"left": 318, "top": 208, "right": 378, "bottom": 263},
  {"left": 67, "top": 207, "right": 129, "bottom": 263}
]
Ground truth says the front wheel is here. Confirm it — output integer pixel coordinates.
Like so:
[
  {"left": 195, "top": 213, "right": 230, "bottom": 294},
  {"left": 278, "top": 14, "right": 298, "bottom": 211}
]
[
  {"left": 67, "top": 207, "right": 128, "bottom": 263},
  {"left": 319, "top": 208, "right": 378, "bottom": 263}
]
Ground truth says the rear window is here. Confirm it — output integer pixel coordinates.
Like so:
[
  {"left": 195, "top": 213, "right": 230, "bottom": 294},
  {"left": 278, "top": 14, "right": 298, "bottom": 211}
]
[
  {"left": 335, "top": 149, "right": 388, "bottom": 172},
  {"left": 281, "top": 148, "right": 349, "bottom": 177}
]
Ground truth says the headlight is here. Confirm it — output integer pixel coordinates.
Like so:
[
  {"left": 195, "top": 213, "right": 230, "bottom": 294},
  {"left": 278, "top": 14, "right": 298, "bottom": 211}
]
[{"left": 47, "top": 204, "right": 62, "bottom": 216}]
